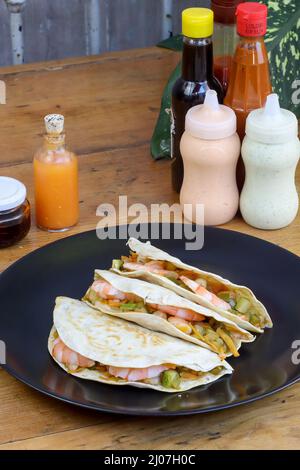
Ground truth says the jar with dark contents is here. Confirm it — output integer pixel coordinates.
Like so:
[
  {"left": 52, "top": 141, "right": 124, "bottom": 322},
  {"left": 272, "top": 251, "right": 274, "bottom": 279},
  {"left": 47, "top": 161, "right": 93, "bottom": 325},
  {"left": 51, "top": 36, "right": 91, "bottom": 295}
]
[{"left": 0, "top": 177, "right": 31, "bottom": 248}]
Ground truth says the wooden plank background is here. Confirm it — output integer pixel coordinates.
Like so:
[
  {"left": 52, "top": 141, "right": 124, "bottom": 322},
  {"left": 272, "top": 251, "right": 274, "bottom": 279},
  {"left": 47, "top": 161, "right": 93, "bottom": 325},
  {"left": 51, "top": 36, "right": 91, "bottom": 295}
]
[
  {"left": 0, "top": 0, "right": 210, "bottom": 66},
  {"left": 0, "top": 0, "right": 12, "bottom": 65}
]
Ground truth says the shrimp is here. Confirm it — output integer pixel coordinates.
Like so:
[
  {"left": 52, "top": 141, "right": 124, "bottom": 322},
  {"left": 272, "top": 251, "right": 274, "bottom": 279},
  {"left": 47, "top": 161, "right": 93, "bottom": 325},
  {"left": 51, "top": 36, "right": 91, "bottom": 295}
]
[
  {"left": 91, "top": 280, "right": 126, "bottom": 301},
  {"left": 108, "top": 365, "right": 175, "bottom": 382},
  {"left": 153, "top": 311, "right": 168, "bottom": 320},
  {"left": 52, "top": 337, "right": 95, "bottom": 371},
  {"left": 123, "top": 260, "right": 179, "bottom": 279},
  {"left": 149, "top": 303, "right": 206, "bottom": 322},
  {"left": 167, "top": 316, "right": 192, "bottom": 335},
  {"left": 180, "top": 276, "right": 231, "bottom": 311},
  {"left": 91, "top": 280, "right": 139, "bottom": 302}
]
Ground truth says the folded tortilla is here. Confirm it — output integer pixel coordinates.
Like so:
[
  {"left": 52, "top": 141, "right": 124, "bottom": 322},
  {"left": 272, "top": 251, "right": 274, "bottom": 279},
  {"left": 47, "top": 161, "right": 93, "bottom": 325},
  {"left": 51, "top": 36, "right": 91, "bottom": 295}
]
[
  {"left": 83, "top": 270, "right": 254, "bottom": 358},
  {"left": 113, "top": 238, "right": 272, "bottom": 334},
  {"left": 49, "top": 297, "right": 232, "bottom": 393}
]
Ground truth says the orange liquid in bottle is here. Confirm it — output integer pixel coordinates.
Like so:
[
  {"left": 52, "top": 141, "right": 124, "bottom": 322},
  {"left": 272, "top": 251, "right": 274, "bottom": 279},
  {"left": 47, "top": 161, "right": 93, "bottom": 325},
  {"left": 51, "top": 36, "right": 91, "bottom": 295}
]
[
  {"left": 225, "top": 36, "right": 272, "bottom": 140},
  {"left": 224, "top": 36, "right": 272, "bottom": 189},
  {"left": 34, "top": 114, "right": 79, "bottom": 232},
  {"left": 34, "top": 155, "right": 79, "bottom": 231}
]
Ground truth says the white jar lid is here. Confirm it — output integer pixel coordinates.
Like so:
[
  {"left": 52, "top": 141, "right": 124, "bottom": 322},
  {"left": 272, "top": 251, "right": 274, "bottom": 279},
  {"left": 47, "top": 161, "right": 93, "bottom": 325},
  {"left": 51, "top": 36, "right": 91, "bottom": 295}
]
[
  {"left": 185, "top": 90, "right": 237, "bottom": 140},
  {"left": 246, "top": 94, "right": 298, "bottom": 144},
  {"left": 0, "top": 177, "right": 27, "bottom": 211}
]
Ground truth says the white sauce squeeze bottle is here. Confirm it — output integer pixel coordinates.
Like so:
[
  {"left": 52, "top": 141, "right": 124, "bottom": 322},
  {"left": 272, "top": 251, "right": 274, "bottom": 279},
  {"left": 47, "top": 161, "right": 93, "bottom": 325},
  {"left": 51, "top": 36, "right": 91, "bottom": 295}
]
[
  {"left": 240, "top": 94, "right": 300, "bottom": 230},
  {"left": 180, "top": 90, "right": 240, "bottom": 226}
]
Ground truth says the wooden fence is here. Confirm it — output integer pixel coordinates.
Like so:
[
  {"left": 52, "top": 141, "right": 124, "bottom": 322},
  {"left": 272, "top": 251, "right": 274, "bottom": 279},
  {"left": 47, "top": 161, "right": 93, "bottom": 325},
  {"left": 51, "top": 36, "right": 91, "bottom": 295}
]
[{"left": 0, "top": 0, "right": 210, "bottom": 66}]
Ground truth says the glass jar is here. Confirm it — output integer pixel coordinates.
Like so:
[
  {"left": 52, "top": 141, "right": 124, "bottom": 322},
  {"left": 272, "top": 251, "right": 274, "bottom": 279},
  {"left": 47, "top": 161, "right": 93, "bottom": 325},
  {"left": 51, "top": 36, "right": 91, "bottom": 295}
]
[{"left": 0, "top": 177, "right": 31, "bottom": 248}]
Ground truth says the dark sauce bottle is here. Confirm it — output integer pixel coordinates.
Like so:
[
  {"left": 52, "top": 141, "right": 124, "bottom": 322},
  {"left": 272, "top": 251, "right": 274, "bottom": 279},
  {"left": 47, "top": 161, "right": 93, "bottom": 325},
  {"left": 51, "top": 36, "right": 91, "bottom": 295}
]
[{"left": 171, "top": 8, "right": 224, "bottom": 193}]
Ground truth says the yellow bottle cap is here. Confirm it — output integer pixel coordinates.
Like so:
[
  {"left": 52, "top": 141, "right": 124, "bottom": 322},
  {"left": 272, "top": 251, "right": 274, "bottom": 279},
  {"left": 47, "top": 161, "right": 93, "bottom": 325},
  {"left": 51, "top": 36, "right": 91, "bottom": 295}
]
[{"left": 182, "top": 8, "right": 214, "bottom": 39}]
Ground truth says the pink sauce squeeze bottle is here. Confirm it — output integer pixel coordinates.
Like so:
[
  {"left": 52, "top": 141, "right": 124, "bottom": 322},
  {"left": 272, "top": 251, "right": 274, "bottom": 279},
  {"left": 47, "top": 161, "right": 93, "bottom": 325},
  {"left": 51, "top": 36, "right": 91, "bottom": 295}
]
[{"left": 180, "top": 90, "right": 240, "bottom": 226}]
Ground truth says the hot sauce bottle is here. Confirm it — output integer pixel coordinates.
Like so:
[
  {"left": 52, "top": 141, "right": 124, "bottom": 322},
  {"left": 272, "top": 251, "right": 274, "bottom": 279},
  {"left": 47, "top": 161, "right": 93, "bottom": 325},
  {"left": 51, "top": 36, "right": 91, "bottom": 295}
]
[
  {"left": 171, "top": 8, "right": 223, "bottom": 194},
  {"left": 34, "top": 114, "right": 79, "bottom": 232},
  {"left": 211, "top": 0, "right": 245, "bottom": 93},
  {"left": 224, "top": 2, "right": 272, "bottom": 189}
]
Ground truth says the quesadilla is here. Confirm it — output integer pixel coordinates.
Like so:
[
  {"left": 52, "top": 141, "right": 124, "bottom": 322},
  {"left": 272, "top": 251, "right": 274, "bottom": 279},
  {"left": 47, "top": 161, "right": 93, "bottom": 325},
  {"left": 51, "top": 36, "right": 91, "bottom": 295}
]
[
  {"left": 111, "top": 238, "right": 272, "bottom": 334},
  {"left": 49, "top": 297, "right": 232, "bottom": 393},
  {"left": 83, "top": 270, "right": 254, "bottom": 359}
]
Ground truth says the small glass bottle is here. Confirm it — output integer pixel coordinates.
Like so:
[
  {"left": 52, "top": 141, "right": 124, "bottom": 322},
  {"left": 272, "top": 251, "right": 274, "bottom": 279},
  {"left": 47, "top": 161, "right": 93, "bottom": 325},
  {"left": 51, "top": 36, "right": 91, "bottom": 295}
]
[
  {"left": 34, "top": 114, "right": 79, "bottom": 232},
  {"left": 0, "top": 177, "right": 31, "bottom": 248},
  {"left": 171, "top": 8, "right": 224, "bottom": 194},
  {"left": 211, "top": 0, "right": 245, "bottom": 93}
]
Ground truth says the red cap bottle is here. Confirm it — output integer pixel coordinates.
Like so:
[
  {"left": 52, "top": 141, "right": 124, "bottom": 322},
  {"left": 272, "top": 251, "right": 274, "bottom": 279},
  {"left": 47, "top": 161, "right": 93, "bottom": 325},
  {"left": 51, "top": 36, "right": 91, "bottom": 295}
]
[
  {"left": 224, "top": 1, "right": 271, "bottom": 191},
  {"left": 236, "top": 2, "right": 268, "bottom": 37}
]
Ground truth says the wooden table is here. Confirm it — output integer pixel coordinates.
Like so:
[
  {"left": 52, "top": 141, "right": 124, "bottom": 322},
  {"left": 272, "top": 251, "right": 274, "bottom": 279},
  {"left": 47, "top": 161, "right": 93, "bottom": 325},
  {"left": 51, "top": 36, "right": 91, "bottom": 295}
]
[{"left": 0, "top": 47, "right": 299, "bottom": 451}]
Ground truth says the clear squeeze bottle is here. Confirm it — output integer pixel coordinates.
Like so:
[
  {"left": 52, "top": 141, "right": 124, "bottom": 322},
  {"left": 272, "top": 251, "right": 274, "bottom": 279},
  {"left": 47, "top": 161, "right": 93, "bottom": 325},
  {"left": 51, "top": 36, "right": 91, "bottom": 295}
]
[
  {"left": 171, "top": 8, "right": 223, "bottom": 194},
  {"left": 240, "top": 94, "right": 300, "bottom": 230},
  {"left": 180, "top": 90, "right": 240, "bottom": 226}
]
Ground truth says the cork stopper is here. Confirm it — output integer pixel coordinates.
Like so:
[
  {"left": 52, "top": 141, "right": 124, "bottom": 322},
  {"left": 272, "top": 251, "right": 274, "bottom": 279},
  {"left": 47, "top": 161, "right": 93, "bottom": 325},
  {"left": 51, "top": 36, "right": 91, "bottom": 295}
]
[{"left": 44, "top": 114, "right": 64, "bottom": 135}]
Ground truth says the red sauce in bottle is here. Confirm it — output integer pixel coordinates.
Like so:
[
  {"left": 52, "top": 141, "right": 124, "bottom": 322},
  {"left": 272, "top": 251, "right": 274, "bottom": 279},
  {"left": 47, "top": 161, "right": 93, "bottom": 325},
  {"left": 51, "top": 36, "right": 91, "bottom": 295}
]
[
  {"left": 224, "top": 2, "right": 272, "bottom": 190},
  {"left": 212, "top": 0, "right": 245, "bottom": 93}
]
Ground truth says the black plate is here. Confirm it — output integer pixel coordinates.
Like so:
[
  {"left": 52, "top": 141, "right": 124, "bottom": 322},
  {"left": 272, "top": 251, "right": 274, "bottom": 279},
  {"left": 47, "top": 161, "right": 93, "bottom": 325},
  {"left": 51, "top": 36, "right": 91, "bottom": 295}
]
[{"left": 1, "top": 225, "right": 300, "bottom": 416}]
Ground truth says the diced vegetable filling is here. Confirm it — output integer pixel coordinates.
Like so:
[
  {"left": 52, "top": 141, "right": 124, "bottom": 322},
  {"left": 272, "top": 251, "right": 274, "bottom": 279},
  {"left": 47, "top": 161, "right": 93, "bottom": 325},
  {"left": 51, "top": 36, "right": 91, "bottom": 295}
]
[
  {"left": 87, "top": 280, "right": 240, "bottom": 358},
  {"left": 112, "top": 254, "right": 265, "bottom": 328},
  {"left": 88, "top": 363, "right": 222, "bottom": 388},
  {"left": 52, "top": 335, "right": 223, "bottom": 389}
]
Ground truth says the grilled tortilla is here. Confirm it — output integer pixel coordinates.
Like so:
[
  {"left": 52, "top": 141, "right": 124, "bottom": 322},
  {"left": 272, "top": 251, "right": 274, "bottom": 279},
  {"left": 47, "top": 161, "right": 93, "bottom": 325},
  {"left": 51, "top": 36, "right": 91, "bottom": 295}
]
[
  {"left": 111, "top": 238, "right": 272, "bottom": 334},
  {"left": 49, "top": 297, "right": 232, "bottom": 393},
  {"left": 83, "top": 270, "right": 254, "bottom": 359}
]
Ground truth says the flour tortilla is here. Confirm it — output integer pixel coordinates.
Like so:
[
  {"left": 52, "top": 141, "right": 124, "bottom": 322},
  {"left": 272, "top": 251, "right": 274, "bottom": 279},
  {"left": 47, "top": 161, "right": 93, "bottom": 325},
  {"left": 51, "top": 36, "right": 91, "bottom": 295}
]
[
  {"left": 49, "top": 297, "right": 232, "bottom": 393},
  {"left": 83, "top": 270, "right": 254, "bottom": 357},
  {"left": 115, "top": 238, "right": 272, "bottom": 334}
]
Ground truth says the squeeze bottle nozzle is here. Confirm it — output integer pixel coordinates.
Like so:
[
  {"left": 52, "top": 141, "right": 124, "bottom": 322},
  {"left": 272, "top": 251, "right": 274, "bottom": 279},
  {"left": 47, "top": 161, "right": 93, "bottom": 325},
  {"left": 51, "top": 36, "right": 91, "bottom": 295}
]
[
  {"left": 246, "top": 93, "right": 298, "bottom": 144},
  {"left": 185, "top": 89, "right": 237, "bottom": 140},
  {"left": 204, "top": 90, "right": 220, "bottom": 111},
  {"left": 263, "top": 93, "right": 281, "bottom": 119}
]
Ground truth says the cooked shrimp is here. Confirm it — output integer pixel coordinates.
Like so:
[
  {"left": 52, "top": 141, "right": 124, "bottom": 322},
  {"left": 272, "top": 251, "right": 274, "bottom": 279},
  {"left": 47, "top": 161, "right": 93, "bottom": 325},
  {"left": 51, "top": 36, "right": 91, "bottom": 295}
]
[
  {"left": 91, "top": 280, "right": 127, "bottom": 301},
  {"left": 52, "top": 338, "right": 95, "bottom": 371},
  {"left": 108, "top": 365, "right": 175, "bottom": 382},
  {"left": 91, "top": 280, "right": 139, "bottom": 302},
  {"left": 149, "top": 303, "right": 205, "bottom": 322},
  {"left": 123, "top": 261, "right": 179, "bottom": 279},
  {"left": 180, "top": 276, "right": 231, "bottom": 311},
  {"left": 153, "top": 310, "right": 168, "bottom": 320},
  {"left": 167, "top": 316, "right": 192, "bottom": 335}
]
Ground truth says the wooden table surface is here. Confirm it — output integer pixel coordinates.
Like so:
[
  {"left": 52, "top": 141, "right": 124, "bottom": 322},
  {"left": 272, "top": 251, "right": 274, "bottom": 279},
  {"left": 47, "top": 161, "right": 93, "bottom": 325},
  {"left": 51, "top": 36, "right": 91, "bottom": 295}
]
[{"left": 0, "top": 47, "right": 299, "bottom": 450}]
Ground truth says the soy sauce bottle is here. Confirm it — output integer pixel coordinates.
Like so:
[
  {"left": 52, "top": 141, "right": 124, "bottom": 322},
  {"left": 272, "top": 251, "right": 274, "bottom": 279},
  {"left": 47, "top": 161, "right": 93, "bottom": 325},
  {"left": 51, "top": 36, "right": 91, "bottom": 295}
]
[{"left": 172, "top": 8, "right": 223, "bottom": 193}]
